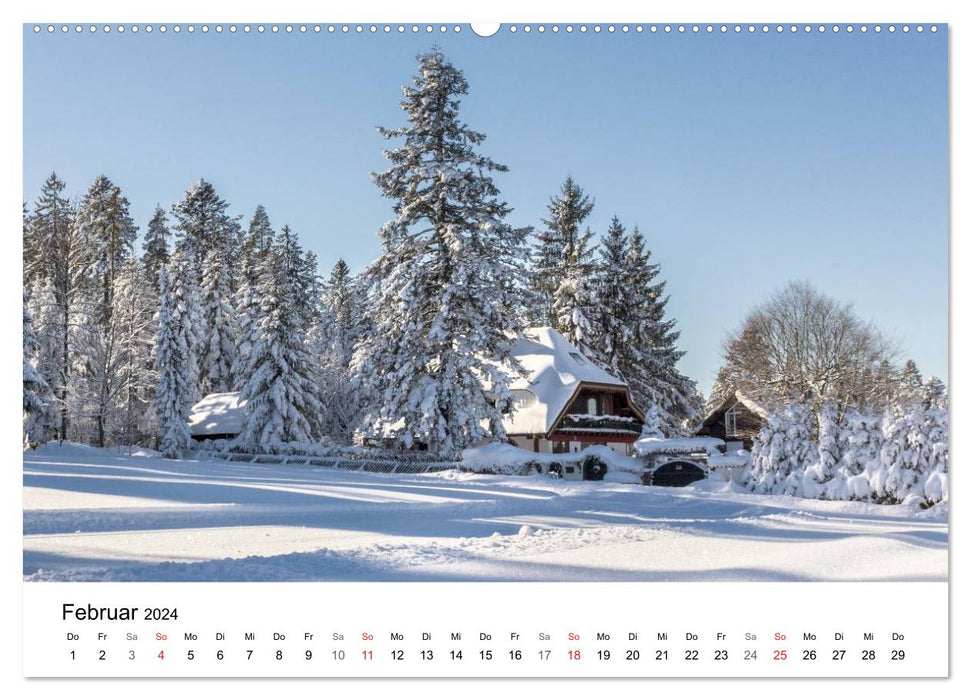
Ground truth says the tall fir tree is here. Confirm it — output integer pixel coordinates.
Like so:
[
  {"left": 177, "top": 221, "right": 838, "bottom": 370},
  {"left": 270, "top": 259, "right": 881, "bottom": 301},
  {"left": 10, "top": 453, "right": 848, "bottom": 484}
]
[
  {"left": 168, "top": 250, "right": 203, "bottom": 405},
  {"left": 355, "top": 48, "right": 531, "bottom": 456},
  {"left": 142, "top": 205, "right": 171, "bottom": 292},
  {"left": 869, "top": 359, "right": 899, "bottom": 411},
  {"left": 531, "top": 176, "right": 594, "bottom": 327},
  {"left": 236, "top": 226, "right": 324, "bottom": 449},
  {"left": 309, "top": 258, "right": 360, "bottom": 443},
  {"left": 170, "top": 179, "right": 237, "bottom": 265},
  {"left": 552, "top": 224, "right": 598, "bottom": 355},
  {"left": 199, "top": 248, "right": 237, "bottom": 394},
  {"left": 241, "top": 204, "right": 274, "bottom": 263},
  {"left": 589, "top": 215, "right": 630, "bottom": 374},
  {"left": 233, "top": 206, "right": 276, "bottom": 387},
  {"left": 74, "top": 175, "right": 138, "bottom": 326},
  {"left": 171, "top": 180, "right": 239, "bottom": 393},
  {"left": 320, "top": 259, "right": 357, "bottom": 368},
  {"left": 71, "top": 176, "right": 139, "bottom": 445},
  {"left": 622, "top": 226, "right": 702, "bottom": 435},
  {"left": 896, "top": 359, "right": 924, "bottom": 408},
  {"left": 154, "top": 264, "right": 196, "bottom": 458}
]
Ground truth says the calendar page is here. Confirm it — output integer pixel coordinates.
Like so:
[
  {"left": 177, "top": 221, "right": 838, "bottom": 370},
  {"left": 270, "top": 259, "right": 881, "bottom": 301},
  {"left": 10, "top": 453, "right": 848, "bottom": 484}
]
[{"left": 20, "top": 6, "right": 951, "bottom": 687}]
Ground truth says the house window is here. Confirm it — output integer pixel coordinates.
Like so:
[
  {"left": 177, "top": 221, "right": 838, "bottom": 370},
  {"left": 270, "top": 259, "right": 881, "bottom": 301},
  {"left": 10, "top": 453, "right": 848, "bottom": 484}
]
[
  {"left": 569, "top": 352, "right": 587, "bottom": 365},
  {"left": 552, "top": 441, "right": 570, "bottom": 454},
  {"left": 587, "top": 397, "right": 598, "bottom": 415},
  {"left": 511, "top": 389, "right": 538, "bottom": 409},
  {"left": 725, "top": 405, "right": 740, "bottom": 438}
]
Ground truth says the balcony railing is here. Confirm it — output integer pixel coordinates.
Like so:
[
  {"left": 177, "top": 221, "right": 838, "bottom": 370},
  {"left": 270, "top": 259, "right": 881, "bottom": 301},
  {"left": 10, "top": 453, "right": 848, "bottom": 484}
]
[{"left": 558, "top": 413, "right": 643, "bottom": 435}]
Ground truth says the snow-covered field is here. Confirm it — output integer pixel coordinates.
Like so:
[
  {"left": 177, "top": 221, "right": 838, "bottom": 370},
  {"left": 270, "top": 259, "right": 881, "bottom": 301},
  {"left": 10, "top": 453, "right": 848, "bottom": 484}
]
[{"left": 23, "top": 444, "right": 947, "bottom": 582}]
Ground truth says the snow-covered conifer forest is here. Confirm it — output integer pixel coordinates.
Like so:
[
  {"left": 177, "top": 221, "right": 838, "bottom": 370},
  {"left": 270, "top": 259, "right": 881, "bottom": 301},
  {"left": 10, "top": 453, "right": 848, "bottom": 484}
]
[{"left": 22, "top": 49, "right": 947, "bottom": 509}]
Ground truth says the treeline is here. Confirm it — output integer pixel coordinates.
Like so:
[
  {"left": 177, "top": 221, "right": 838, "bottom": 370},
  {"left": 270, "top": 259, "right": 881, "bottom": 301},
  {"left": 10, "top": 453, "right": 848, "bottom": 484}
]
[
  {"left": 706, "top": 282, "right": 948, "bottom": 506},
  {"left": 22, "top": 48, "right": 701, "bottom": 458},
  {"left": 745, "top": 370, "right": 948, "bottom": 506}
]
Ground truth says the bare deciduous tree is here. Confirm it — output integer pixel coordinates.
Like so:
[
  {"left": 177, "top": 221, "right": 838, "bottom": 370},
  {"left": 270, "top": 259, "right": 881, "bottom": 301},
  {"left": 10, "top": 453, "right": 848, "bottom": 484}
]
[{"left": 720, "top": 282, "right": 897, "bottom": 416}]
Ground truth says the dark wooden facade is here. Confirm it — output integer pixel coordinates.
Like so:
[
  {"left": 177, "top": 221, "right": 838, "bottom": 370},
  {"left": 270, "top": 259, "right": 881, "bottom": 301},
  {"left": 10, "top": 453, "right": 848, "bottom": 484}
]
[
  {"left": 695, "top": 396, "right": 764, "bottom": 450},
  {"left": 548, "top": 384, "right": 644, "bottom": 446}
]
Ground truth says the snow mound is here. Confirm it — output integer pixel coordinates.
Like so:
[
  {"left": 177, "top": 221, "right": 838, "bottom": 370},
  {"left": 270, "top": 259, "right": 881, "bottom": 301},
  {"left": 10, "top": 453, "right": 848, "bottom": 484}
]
[
  {"left": 26, "top": 442, "right": 159, "bottom": 460},
  {"left": 634, "top": 436, "right": 724, "bottom": 456}
]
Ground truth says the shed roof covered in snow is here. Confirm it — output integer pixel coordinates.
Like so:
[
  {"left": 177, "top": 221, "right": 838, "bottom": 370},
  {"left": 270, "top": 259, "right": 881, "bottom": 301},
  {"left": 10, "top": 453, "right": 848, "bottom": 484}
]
[
  {"left": 187, "top": 392, "right": 247, "bottom": 438},
  {"left": 502, "top": 327, "right": 642, "bottom": 436}
]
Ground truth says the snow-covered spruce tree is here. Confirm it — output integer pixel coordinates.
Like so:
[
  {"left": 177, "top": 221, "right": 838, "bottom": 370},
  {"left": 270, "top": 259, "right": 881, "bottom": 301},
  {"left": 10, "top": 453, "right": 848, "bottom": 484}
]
[
  {"left": 167, "top": 251, "right": 203, "bottom": 404},
  {"left": 872, "top": 375, "right": 948, "bottom": 506},
  {"left": 356, "top": 48, "right": 531, "bottom": 457},
  {"left": 746, "top": 403, "right": 817, "bottom": 496},
  {"left": 74, "top": 175, "right": 138, "bottom": 326},
  {"left": 235, "top": 226, "right": 324, "bottom": 450},
  {"left": 72, "top": 175, "right": 140, "bottom": 445},
  {"left": 622, "top": 226, "right": 703, "bottom": 435},
  {"left": 171, "top": 181, "right": 239, "bottom": 394},
  {"left": 154, "top": 265, "right": 196, "bottom": 459},
  {"left": 590, "top": 216, "right": 631, "bottom": 375},
  {"left": 530, "top": 176, "right": 594, "bottom": 327},
  {"left": 295, "top": 244, "right": 324, "bottom": 328},
  {"left": 26, "top": 173, "right": 87, "bottom": 440},
  {"left": 869, "top": 359, "right": 899, "bottom": 412},
  {"left": 896, "top": 359, "right": 924, "bottom": 408},
  {"left": 199, "top": 248, "right": 237, "bottom": 394},
  {"left": 320, "top": 258, "right": 358, "bottom": 368},
  {"left": 232, "top": 206, "right": 276, "bottom": 388},
  {"left": 142, "top": 205, "right": 171, "bottom": 293},
  {"left": 783, "top": 404, "right": 819, "bottom": 496},
  {"left": 241, "top": 204, "right": 274, "bottom": 264},
  {"left": 919, "top": 377, "right": 948, "bottom": 506},
  {"left": 804, "top": 401, "right": 842, "bottom": 498},
  {"left": 839, "top": 411, "right": 884, "bottom": 501},
  {"left": 747, "top": 415, "right": 786, "bottom": 495},
  {"left": 552, "top": 223, "right": 598, "bottom": 356},
  {"left": 875, "top": 374, "right": 945, "bottom": 505},
  {"left": 23, "top": 288, "right": 52, "bottom": 447},
  {"left": 170, "top": 179, "right": 237, "bottom": 266},
  {"left": 877, "top": 404, "right": 913, "bottom": 504},
  {"left": 307, "top": 259, "right": 360, "bottom": 443},
  {"left": 640, "top": 404, "right": 663, "bottom": 439}
]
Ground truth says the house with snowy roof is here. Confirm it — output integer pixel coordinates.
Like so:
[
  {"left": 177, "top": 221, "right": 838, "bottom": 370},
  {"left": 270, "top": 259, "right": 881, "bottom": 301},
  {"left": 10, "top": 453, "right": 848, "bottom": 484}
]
[
  {"left": 694, "top": 390, "right": 767, "bottom": 451},
  {"left": 186, "top": 326, "right": 645, "bottom": 454},
  {"left": 501, "top": 327, "right": 645, "bottom": 456}
]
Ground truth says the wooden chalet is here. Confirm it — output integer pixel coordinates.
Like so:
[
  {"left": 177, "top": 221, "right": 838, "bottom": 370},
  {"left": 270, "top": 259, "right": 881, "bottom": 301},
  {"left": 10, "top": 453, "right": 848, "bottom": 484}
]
[
  {"left": 502, "top": 327, "right": 645, "bottom": 457},
  {"left": 695, "top": 391, "right": 767, "bottom": 451}
]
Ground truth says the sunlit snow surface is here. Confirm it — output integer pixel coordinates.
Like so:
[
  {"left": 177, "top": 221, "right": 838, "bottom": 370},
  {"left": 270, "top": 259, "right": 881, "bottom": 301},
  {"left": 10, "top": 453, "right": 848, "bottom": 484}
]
[{"left": 23, "top": 444, "right": 947, "bottom": 582}]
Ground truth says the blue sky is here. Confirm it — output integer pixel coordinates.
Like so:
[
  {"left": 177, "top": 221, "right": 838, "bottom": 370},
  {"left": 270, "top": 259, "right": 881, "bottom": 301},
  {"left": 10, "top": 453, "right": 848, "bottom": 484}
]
[{"left": 23, "top": 25, "right": 948, "bottom": 396}]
